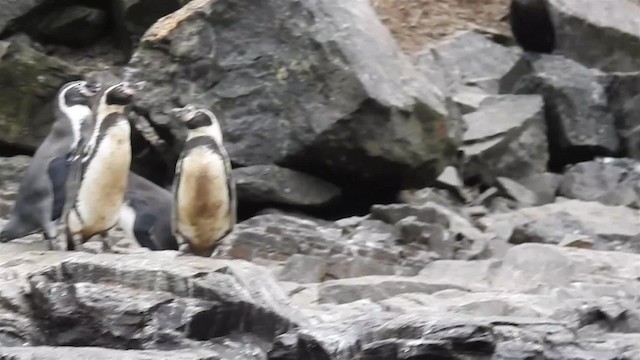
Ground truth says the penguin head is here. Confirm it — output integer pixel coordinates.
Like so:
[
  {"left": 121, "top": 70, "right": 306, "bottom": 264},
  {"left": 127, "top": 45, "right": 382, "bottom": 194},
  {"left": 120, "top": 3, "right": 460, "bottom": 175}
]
[
  {"left": 104, "top": 82, "right": 136, "bottom": 106},
  {"left": 97, "top": 82, "right": 136, "bottom": 116},
  {"left": 171, "top": 105, "right": 223, "bottom": 144},
  {"left": 59, "top": 80, "right": 101, "bottom": 108}
]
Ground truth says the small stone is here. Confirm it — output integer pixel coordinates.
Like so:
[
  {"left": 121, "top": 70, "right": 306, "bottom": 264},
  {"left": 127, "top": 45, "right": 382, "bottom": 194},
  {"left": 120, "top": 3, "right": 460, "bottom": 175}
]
[
  {"left": 472, "top": 187, "right": 499, "bottom": 206},
  {"left": 277, "top": 254, "right": 327, "bottom": 284},
  {"left": 558, "top": 235, "right": 595, "bottom": 249},
  {"left": 496, "top": 177, "right": 539, "bottom": 207},
  {"left": 518, "top": 172, "right": 563, "bottom": 205}
]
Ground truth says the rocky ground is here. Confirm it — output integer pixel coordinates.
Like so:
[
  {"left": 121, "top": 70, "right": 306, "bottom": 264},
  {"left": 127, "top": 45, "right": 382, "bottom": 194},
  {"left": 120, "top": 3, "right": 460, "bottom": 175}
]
[{"left": 1, "top": 0, "right": 640, "bottom": 359}]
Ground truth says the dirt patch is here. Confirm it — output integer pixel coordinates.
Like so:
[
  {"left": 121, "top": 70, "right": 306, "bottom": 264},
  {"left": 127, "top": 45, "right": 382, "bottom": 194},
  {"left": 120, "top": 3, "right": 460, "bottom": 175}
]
[{"left": 373, "top": 0, "right": 511, "bottom": 53}]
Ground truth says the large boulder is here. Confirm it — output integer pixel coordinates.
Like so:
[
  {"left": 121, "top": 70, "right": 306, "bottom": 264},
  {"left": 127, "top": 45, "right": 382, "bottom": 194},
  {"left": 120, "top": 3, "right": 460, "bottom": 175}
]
[
  {"left": 125, "top": 0, "right": 459, "bottom": 188},
  {"left": 546, "top": 0, "right": 640, "bottom": 72},
  {"left": 0, "top": 40, "right": 83, "bottom": 149},
  {"left": 559, "top": 158, "right": 640, "bottom": 208},
  {"left": 233, "top": 165, "right": 341, "bottom": 208},
  {"left": 33, "top": 6, "right": 107, "bottom": 48},
  {"left": 461, "top": 94, "right": 548, "bottom": 184},
  {"left": 0, "top": 0, "right": 46, "bottom": 33},
  {"left": 479, "top": 199, "right": 640, "bottom": 255},
  {"left": 112, "top": 0, "right": 189, "bottom": 59},
  {"left": 415, "top": 30, "right": 522, "bottom": 94},
  {"left": 501, "top": 55, "right": 619, "bottom": 169},
  {"left": 604, "top": 71, "right": 640, "bottom": 159}
]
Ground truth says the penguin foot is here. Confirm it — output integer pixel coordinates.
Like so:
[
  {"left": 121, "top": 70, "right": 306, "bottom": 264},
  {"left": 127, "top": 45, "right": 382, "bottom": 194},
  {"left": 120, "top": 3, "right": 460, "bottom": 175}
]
[{"left": 177, "top": 243, "right": 191, "bottom": 257}]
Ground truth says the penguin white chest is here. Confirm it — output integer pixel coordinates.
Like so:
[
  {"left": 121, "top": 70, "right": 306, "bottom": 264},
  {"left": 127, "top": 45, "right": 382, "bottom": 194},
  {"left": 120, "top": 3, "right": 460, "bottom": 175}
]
[
  {"left": 76, "top": 122, "right": 131, "bottom": 236},
  {"left": 176, "top": 147, "right": 231, "bottom": 251}
]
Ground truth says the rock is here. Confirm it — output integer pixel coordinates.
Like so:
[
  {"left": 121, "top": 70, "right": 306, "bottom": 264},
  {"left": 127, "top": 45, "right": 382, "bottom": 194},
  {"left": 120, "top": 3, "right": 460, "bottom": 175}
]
[
  {"left": 546, "top": 0, "right": 640, "bottom": 72},
  {"left": 605, "top": 72, "right": 640, "bottom": 158},
  {"left": 233, "top": 165, "right": 341, "bottom": 207},
  {"left": 496, "top": 177, "right": 539, "bottom": 207},
  {"left": 558, "top": 235, "right": 595, "bottom": 249},
  {"left": 27, "top": 252, "right": 308, "bottom": 349},
  {"left": 397, "top": 187, "right": 463, "bottom": 209},
  {"left": 502, "top": 55, "right": 619, "bottom": 168},
  {"left": 480, "top": 200, "right": 640, "bottom": 255},
  {"left": 112, "top": 0, "right": 187, "bottom": 58},
  {"left": 415, "top": 30, "right": 522, "bottom": 94},
  {"left": 492, "top": 243, "right": 640, "bottom": 292},
  {"left": 509, "top": 0, "right": 555, "bottom": 53},
  {"left": 0, "top": 347, "right": 230, "bottom": 360},
  {"left": 451, "top": 87, "right": 492, "bottom": 114},
  {"left": 461, "top": 94, "right": 548, "bottom": 184},
  {"left": 317, "top": 276, "right": 468, "bottom": 305},
  {"left": 559, "top": 158, "right": 640, "bottom": 207},
  {"left": 125, "top": 0, "right": 458, "bottom": 188},
  {"left": 34, "top": 6, "right": 107, "bottom": 47},
  {"left": 0, "top": 156, "right": 30, "bottom": 204},
  {"left": 370, "top": 204, "right": 449, "bottom": 227},
  {"left": 0, "top": 41, "right": 83, "bottom": 149},
  {"left": 434, "top": 165, "right": 465, "bottom": 200},
  {"left": 508, "top": 211, "right": 596, "bottom": 245},
  {"left": 217, "top": 213, "right": 441, "bottom": 278},
  {"left": 277, "top": 254, "right": 327, "bottom": 284},
  {"left": 0, "top": 0, "right": 46, "bottom": 33},
  {"left": 518, "top": 172, "right": 562, "bottom": 205},
  {"left": 418, "top": 259, "right": 500, "bottom": 291}
]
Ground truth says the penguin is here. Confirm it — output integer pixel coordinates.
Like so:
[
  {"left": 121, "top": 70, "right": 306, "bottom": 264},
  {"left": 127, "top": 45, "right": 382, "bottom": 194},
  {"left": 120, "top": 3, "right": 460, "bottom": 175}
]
[
  {"left": 0, "top": 80, "right": 100, "bottom": 249},
  {"left": 509, "top": 0, "right": 556, "bottom": 54},
  {"left": 170, "top": 105, "right": 236, "bottom": 257},
  {"left": 117, "top": 171, "right": 178, "bottom": 251},
  {"left": 64, "top": 82, "right": 135, "bottom": 251}
]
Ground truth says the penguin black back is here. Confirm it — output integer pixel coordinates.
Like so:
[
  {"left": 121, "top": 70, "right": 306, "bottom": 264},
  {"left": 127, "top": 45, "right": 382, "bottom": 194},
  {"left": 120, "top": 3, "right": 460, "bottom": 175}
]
[{"left": 509, "top": 0, "right": 555, "bottom": 54}]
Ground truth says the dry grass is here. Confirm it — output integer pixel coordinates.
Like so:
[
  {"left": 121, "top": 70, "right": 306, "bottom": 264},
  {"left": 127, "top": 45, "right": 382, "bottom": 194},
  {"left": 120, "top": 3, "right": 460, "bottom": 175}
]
[{"left": 372, "top": 0, "right": 511, "bottom": 53}]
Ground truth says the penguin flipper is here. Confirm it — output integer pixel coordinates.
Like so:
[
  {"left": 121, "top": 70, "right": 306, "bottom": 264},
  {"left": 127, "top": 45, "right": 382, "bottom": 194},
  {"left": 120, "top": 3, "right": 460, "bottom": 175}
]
[
  {"left": 47, "top": 155, "right": 70, "bottom": 221},
  {"left": 60, "top": 151, "right": 84, "bottom": 223}
]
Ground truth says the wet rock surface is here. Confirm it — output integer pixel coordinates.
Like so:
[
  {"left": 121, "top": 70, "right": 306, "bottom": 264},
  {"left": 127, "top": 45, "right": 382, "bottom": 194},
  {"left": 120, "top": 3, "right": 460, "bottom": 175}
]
[
  {"left": 0, "top": 0, "right": 640, "bottom": 358},
  {"left": 233, "top": 165, "right": 341, "bottom": 208}
]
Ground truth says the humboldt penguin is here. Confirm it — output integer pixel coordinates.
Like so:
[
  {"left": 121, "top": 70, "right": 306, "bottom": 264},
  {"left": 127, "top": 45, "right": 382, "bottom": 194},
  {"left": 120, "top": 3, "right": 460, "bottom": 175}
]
[
  {"left": 65, "top": 82, "right": 135, "bottom": 251},
  {"left": 118, "top": 172, "right": 178, "bottom": 251},
  {"left": 0, "top": 80, "right": 100, "bottom": 249},
  {"left": 509, "top": 0, "right": 556, "bottom": 54},
  {"left": 170, "top": 105, "right": 236, "bottom": 257}
]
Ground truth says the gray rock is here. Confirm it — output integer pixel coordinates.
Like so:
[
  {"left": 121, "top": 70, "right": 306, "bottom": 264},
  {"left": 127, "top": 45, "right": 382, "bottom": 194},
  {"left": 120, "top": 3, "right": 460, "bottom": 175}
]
[
  {"left": 112, "top": 0, "right": 187, "bottom": 59},
  {"left": 0, "top": 0, "right": 46, "bottom": 33},
  {"left": 233, "top": 165, "right": 341, "bottom": 207},
  {"left": 278, "top": 254, "right": 327, "bottom": 284},
  {"left": 518, "top": 172, "right": 563, "bottom": 205},
  {"left": 604, "top": 72, "right": 640, "bottom": 159},
  {"left": 418, "top": 259, "right": 500, "bottom": 291},
  {"left": 480, "top": 200, "right": 640, "bottom": 252},
  {"left": 28, "top": 253, "right": 308, "bottom": 347},
  {"left": 0, "top": 41, "right": 83, "bottom": 150},
  {"left": 415, "top": 30, "right": 522, "bottom": 94},
  {"left": 559, "top": 158, "right": 640, "bottom": 207},
  {"left": 502, "top": 55, "right": 620, "bottom": 166},
  {"left": 125, "top": 0, "right": 458, "bottom": 187},
  {"left": 0, "top": 347, "right": 231, "bottom": 360},
  {"left": 462, "top": 94, "right": 548, "bottom": 184},
  {"left": 508, "top": 211, "right": 596, "bottom": 245},
  {"left": 370, "top": 204, "right": 449, "bottom": 227},
  {"left": 546, "top": 0, "right": 640, "bottom": 72},
  {"left": 318, "top": 276, "right": 467, "bottom": 305},
  {"left": 0, "top": 156, "right": 30, "bottom": 204},
  {"left": 34, "top": 6, "right": 107, "bottom": 47},
  {"left": 451, "top": 87, "right": 492, "bottom": 114},
  {"left": 496, "top": 177, "right": 539, "bottom": 207},
  {"left": 434, "top": 165, "right": 465, "bottom": 200},
  {"left": 397, "top": 187, "right": 463, "bottom": 209}
]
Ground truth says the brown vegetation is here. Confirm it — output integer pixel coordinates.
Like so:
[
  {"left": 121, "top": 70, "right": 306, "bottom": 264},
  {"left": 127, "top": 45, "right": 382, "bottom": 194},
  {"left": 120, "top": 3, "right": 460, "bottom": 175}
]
[{"left": 372, "top": 0, "right": 511, "bottom": 53}]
